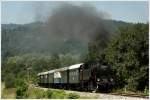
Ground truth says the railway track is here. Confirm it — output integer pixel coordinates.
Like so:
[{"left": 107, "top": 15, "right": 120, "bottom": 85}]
[
  {"left": 109, "top": 93, "right": 148, "bottom": 99},
  {"left": 32, "top": 84, "right": 148, "bottom": 99}
]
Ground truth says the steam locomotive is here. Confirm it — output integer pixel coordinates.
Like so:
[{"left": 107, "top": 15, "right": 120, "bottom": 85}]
[{"left": 37, "top": 61, "right": 114, "bottom": 92}]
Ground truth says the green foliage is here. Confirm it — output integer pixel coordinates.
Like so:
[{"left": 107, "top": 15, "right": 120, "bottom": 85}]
[
  {"left": 105, "top": 23, "right": 149, "bottom": 91},
  {"left": 2, "top": 53, "right": 59, "bottom": 86},
  {"left": 2, "top": 51, "right": 83, "bottom": 88},
  {"left": 2, "top": 21, "right": 148, "bottom": 96},
  {"left": 49, "top": 53, "right": 61, "bottom": 69},
  {"left": 59, "top": 53, "right": 81, "bottom": 67},
  {"left": 87, "top": 23, "right": 148, "bottom": 92},
  {"left": 2, "top": 88, "right": 16, "bottom": 99},
  {"left": 35, "top": 89, "right": 47, "bottom": 99},
  {"left": 26, "top": 88, "right": 67, "bottom": 99},
  {"left": 4, "top": 73, "right": 15, "bottom": 88},
  {"left": 47, "top": 89, "right": 80, "bottom": 99},
  {"left": 88, "top": 42, "right": 100, "bottom": 61},
  {"left": 50, "top": 90, "right": 66, "bottom": 99},
  {"left": 67, "top": 93, "right": 80, "bottom": 99},
  {"left": 15, "top": 79, "right": 28, "bottom": 99},
  {"left": 25, "top": 87, "right": 47, "bottom": 99},
  {"left": 46, "top": 90, "right": 53, "bottom": 98},
  {"left": 143, "top": 86, "right": 149, "bottom": 96}
]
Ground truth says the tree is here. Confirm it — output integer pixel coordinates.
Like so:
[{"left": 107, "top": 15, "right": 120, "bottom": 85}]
[
  {"left": 105, "top": 23, "right": 148, "bottom": 91},
  {"left": 49, "top": 53, "right": 61, "bottom": 69}
]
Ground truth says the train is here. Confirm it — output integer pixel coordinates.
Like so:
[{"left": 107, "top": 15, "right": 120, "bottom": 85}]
[{"left": 37, "top": 61, "right": 115, "bottom": 92}]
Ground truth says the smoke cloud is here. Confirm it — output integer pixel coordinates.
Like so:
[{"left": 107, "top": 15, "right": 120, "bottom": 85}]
[
  {"left": 3, "top": 3, "right": 111, "bottom": 56},
  {"left": 44, "top": 3, "right": 110, "bottom": 44}
]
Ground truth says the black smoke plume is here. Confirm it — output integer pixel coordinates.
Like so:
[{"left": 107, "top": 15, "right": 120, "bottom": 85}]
[{"left": 45, "top": 3, "right": 110, "bottom": 46}]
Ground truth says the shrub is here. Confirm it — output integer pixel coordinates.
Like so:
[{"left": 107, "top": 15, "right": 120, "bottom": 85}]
[
  {"left": 67, "top": 93, "right": 80, "bottom": 99},
  {"left": 143, "top": 86, "right": 149, "bottom": 96},
  {"left": 47, "top": 90, "right": 53, "bottom": 98},
  {"left": 4, "top": 74, "right": 15, "bottom": 88},
  {"left": 35, "top": 89, "right": 47, "bottom": 99},
  {"left": 51, "top": 90, "right": 66, "bottom": 99},
  {"left": 15, "top": 79, "right": 28, "bottom": 99}
]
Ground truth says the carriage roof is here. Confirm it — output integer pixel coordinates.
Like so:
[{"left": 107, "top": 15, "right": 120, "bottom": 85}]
[{"left": 37, "top": 63, "right": 83, "bottom": 76}]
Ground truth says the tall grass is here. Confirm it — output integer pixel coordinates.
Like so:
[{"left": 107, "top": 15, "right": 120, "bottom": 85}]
[{"left": 26, "top": 87, "right": 80, "bottom": 99}]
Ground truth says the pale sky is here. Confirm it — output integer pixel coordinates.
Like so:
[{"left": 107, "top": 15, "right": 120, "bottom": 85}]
[{"left": 1, "top": 1, "right": 149, "bottom": 24}]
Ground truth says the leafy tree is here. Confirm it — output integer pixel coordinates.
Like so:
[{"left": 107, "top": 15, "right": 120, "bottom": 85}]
[
  {"left": 59, "top": 53, "right": 81, "bottom": 67},
  {"left": 49, "top": 53, "right": 61, "bottom": 69},
  {"left": 105, "top": 23, "right": 148, "bottom": 91}
]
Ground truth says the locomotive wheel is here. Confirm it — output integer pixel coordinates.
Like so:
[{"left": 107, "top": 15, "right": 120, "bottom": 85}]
[
  {"left": 88, "top": 81, "right": 98, "bottom": 92},
  {"left": 88, "top": 81, "right": 95, "bottom": 92}
]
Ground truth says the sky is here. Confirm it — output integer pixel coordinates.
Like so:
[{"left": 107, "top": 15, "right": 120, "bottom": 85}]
[{"left": 1, "top": 1, "right": 149, "bottom": 24}]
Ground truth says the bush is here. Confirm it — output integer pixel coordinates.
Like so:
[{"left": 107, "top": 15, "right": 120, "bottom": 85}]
[
  {"left": 143, "top": 86, "right": 149, "bottom": 96},
  {"left": 15, "top": 79, "right": 28, "bottom": 99},
  {"left": 67, "top": 93, "right": 80, "bottom": 99},
  {"left": 4, "top": 74, "right": 15, "bottom": 88},
  {"left": 47, "top": 90, "right": 53, "bottom": 98},
  {"left": 35, "top": 89, "right": 47, "bottom": 99},
  {"left": 51, "top": 90, "right": 66, "bottom": 99}
]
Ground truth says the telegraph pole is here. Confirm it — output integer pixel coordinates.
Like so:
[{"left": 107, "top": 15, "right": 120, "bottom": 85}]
[{"left": 27, "top": 67, "right": 32, "bottom": 83}]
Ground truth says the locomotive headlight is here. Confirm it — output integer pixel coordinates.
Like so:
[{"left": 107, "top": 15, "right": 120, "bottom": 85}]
[
  {"left": 97, "top": 78, "right": 100, "bottom": 81},
  {"left": 110, "top": 78, "right": 113, "bottom": 82}
]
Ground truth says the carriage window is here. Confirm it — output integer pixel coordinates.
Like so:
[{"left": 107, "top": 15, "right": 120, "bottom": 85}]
[
  {"left": 45, "top": 74, "right": 48, "bottom": 78},
  {"left": 70, "top": 70, "right": 78, "bottom": 76}
]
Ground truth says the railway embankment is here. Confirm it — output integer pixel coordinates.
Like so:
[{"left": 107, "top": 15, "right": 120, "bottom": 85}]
[
  {"left": 32, "top": 84, "right": 149, "bottom": 99},
  {"left": 2, "top": 83, "right": 148, "bottom": 99}
]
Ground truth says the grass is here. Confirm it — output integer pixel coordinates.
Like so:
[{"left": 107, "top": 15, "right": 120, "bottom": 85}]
[
  {"left": 2, "top": 88, "right": 16, "bottom": 99},
  {"left": 111, "top": 88, "right": 149, "bottom": 97},
  {"left": 2, "top": 82, "right": 80, "bottom": 99},
  {"left": 26, "top": 87, "right": 47, "bottom": 99},
  {"left": 66, "top": 93, "right": 80, "bottom": 99},
  {"left": 2, "top": 83, "right": 148, "bottom": 99},
  {"left": 2, "top": 83, "right": 16, "bottom": 99},
  {"left": 26, "top": 86, "right": 80, "bottom": 99}
]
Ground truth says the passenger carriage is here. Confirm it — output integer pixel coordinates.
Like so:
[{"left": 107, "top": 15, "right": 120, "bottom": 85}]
[{"left": 37, "top": 62, "right": 114, "bottom": 92}]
